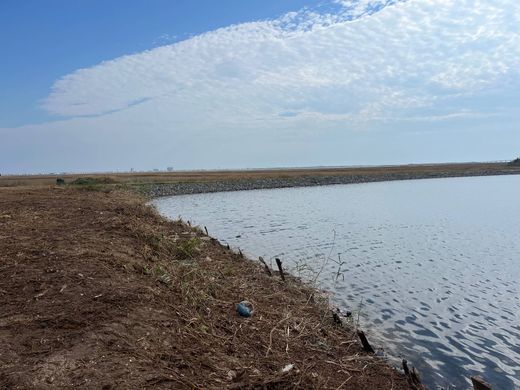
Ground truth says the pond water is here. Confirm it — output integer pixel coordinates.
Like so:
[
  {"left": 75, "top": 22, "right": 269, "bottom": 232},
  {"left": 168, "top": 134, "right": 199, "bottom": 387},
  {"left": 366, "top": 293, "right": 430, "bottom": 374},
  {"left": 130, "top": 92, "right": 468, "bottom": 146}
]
[{"left": 152, "top": 175, "right": 520, "bottom": 389}]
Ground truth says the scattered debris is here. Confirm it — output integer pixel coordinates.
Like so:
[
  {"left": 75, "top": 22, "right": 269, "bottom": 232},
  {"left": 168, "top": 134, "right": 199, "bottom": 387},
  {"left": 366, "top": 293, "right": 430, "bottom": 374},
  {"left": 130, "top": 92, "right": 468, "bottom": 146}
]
[
  {"left": 281, "top": 363, "right": 294, "bottom": 373},
  {"left": 227, "top": 370, "right": 237, "bottom": 381}
]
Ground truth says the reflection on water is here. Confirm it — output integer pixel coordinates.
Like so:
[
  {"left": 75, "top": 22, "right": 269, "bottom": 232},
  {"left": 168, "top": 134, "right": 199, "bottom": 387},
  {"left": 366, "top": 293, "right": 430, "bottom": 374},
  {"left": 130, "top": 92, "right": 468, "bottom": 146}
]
[{"left": 153, "top": 175, "right": 520, "bottom": 389}]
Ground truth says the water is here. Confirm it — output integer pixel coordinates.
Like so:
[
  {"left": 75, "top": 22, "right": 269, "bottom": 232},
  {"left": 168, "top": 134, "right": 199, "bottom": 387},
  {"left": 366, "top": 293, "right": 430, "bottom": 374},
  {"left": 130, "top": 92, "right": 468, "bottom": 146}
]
[{"left": 152, "top": 175, "right": 520, "bottom": 389}]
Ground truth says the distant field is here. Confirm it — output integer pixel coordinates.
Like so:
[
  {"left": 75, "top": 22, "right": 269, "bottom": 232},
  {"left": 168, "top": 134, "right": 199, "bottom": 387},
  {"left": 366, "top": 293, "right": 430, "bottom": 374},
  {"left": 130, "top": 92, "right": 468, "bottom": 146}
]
[{"left": 1, "top": 162, "right": 519, "bottom": 188}]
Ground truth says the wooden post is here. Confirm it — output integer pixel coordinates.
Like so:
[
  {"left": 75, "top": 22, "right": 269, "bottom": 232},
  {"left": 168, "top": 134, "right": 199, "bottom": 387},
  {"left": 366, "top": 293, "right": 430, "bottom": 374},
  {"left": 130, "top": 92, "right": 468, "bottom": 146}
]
[
  {"left": 471, "top": 376, "right": 492, "bottom": 390},
  {"left": 204, "top": 226, "right": 209, "bottom": 235},
  {"left": 238, "top": 248, "right": 244, "bottom": 258},
  {"left": 332, "top": 311, "right": 342, "bottom": 326},
  {"left": 402, "top": 360, "right": 424, "bottom": 389},
  {"left": 258, "top": 256, "right": 272, "bottom": 276},
  {"left": 402, "top": 359, "right": 410, "bottom": 376},
  {"left": 410, "top": 367, "right": 422, "bottom": 387},
  {"left": 275, "top": 258, "right": 285, "bottom": 281},
  {"left": 357, "top": 330, "right": 374, "bottom": 353}
]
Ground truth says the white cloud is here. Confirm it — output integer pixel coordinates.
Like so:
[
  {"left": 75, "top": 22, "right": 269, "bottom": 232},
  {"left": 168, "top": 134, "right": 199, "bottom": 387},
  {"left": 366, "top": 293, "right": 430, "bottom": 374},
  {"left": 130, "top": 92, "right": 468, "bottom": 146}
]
[
  {"left": 40, "top": 0, "right": 520, "bottom": 130},
  {"left": 333, "top": 0, "right": 404, "bottom": 19}
]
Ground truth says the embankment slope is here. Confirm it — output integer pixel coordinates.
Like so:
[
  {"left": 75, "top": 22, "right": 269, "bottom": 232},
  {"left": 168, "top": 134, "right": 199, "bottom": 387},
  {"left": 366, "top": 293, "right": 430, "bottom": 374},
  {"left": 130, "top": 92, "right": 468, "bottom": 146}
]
[{"left": 0, "top": 187, "right": 412, "bottom": 389}]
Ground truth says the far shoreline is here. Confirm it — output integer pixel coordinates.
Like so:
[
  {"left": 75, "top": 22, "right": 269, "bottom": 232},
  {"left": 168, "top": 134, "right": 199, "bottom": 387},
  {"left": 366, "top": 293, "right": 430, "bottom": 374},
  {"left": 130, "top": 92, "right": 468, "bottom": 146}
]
[
  {"left": 1, "top": 161, "right": 520, "bottom": 198},
  {"left": 138, "top": 162, "right": 520, "bottom": 198}
]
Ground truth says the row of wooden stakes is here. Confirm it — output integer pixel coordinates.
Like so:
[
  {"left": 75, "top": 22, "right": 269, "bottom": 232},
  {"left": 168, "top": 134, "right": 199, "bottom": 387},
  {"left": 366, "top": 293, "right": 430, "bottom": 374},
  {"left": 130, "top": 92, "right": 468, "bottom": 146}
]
[{"left": 255, "top": 254, "right": 494, "bottom": 390}]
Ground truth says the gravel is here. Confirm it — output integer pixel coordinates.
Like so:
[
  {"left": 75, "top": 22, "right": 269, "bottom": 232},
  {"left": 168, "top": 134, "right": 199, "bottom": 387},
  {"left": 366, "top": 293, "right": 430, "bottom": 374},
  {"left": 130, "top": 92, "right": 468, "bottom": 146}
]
[{"left": 141, "top": 169, "right": 519, "bottom": 197}]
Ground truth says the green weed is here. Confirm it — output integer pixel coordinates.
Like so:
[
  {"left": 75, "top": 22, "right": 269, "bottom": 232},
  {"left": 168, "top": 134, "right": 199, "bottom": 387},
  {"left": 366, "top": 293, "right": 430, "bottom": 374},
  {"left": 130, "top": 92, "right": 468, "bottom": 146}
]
[{"left": 176, "top": 237, "right": 201, "bottom": 259}]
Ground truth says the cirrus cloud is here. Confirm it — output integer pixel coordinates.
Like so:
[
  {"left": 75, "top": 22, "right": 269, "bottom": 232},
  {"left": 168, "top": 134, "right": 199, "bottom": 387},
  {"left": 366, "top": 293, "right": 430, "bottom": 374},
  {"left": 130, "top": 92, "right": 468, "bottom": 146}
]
[{"left": 41, "top": 0, "right": 520, "bottom": 126}]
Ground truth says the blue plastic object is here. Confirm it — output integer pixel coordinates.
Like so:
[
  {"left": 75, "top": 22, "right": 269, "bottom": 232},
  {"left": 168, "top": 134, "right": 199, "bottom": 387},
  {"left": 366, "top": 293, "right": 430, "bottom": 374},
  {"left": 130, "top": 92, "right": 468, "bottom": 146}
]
[{"left": 236, "top": 301, "right": 253, "bottom": 317}]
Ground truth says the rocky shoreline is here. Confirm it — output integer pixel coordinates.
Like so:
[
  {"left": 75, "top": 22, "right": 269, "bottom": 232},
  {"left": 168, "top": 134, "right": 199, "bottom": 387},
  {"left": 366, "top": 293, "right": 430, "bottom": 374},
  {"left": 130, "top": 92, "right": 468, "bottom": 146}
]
[{"left": 140, "top": 168, "right": 520, "bottom": 197}]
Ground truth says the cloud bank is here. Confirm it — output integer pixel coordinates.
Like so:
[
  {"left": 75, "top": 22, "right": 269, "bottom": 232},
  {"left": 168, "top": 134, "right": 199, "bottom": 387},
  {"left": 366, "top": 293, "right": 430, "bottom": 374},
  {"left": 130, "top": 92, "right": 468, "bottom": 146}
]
[{"left": 3, "top": 0, "right": 520, "bottom": 173}]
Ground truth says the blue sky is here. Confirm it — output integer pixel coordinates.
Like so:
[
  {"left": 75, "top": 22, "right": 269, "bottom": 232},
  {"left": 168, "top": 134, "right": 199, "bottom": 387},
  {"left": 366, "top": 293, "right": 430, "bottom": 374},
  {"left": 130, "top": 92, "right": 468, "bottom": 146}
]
[
  {"left": 1, "top": 0, "right": 519, "bottom": 174},
  {"left": 0, "top": 0, "right": 313, "bottom": 127}
]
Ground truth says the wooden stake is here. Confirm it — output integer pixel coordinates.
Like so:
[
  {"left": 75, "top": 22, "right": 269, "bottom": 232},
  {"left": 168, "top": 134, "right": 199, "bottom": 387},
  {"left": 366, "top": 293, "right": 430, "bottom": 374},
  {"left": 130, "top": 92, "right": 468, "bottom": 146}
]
[
  {"left": 410, "top": 368, "right": 422, "bottom": 387},
  {"left": 402, "top": 360, "right": 424, "bottom": 389},
  {"left": 275, "top": 258, "right": 285, "bottom": 281},
  {"left": 357, "top": 330, "right": 374, "bottom": 353},
  {"left": 204, "top": 226, "right": 208, "bottom": 235},
  {"left": 471, "top": 376, "right": 492, "bottom": 390},
  {"left": 258, "top": 256, "right": 272, "bottom": 276},
  {"left": 332, "top": 311, "right": 342, "bottom": 326},
  {"left": 402, "top": 359, "right": 410, "bottom": 376}
]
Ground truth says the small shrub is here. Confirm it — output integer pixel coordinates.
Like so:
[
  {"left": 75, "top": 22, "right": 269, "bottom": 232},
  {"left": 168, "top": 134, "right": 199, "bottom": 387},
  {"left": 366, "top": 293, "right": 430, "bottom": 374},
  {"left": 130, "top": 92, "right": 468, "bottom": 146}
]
[
  {"left": 155, "top": 265, "right": 172, "bottom": 284},
  {"left": 507, "top": 157, "right": 520, "bottom": 166},
  {"left": 71, "top": 177, "right": 117, "bottom": 185},
  {"left": 145, "top": 233, "right": 162, "bottom": 251},
  {"left": 176, "top": 237, "right": 201, "bottom": 259}
]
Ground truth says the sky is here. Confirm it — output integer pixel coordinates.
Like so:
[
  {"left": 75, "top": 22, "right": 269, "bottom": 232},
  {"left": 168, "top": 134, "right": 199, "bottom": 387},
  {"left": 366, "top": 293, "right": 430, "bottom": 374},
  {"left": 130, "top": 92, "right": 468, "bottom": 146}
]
[{"left": 1, "top": 0, "right": 519, "bottom": 174}]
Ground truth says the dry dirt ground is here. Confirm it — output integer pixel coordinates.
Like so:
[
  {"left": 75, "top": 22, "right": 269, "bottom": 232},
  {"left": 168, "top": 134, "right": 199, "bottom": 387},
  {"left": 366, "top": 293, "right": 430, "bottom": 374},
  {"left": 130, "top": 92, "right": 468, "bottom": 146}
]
[{"left": 0, "top": 187, "right": 416, "bottom": 389}]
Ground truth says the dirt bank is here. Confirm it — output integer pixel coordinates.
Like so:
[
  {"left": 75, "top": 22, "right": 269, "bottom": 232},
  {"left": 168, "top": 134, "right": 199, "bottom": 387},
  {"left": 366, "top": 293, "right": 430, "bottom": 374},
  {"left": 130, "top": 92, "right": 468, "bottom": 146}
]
[{"left": 0, "top": 187, "right": 415, "bottom": 389}]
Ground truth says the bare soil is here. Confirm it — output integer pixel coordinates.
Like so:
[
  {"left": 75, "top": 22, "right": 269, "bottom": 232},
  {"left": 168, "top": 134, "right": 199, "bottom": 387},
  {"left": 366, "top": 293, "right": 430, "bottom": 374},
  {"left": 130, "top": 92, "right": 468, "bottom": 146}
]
[{"left": 0, "top": 187, "right": 415, "bottom": 389}]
